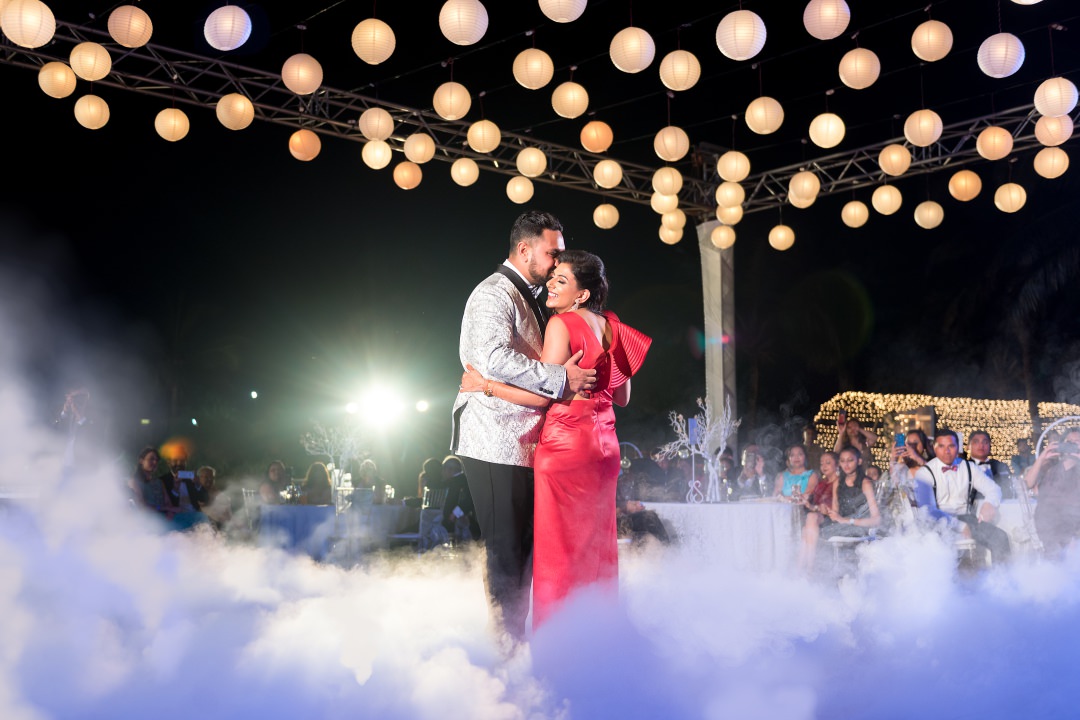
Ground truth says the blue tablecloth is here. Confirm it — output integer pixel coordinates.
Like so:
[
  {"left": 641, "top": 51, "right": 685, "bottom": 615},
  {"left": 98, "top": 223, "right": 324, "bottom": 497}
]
[{"left": 259, "top": 505, "right": 336, "bottom": 560}]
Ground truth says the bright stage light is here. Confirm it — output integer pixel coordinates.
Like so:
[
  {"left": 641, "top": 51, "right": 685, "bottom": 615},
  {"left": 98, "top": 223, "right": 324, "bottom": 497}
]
[
  {"left": 349, "top": 385, "right": 407, "bottom": 425},
  {"left": 416, "top": 400, "right": 430, "bottom": 412},
  {"left": 250, "top": 391, "right": 258, "bottom": 399},
  {"left": 345, "top": 402, "right": 358, "bottom": 414},
  {"left": 191, "top": 418, "right": 198, "bottom": 426}
]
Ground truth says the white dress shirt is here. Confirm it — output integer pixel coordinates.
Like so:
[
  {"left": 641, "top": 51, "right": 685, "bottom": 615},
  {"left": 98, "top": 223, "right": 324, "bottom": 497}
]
[{"left": 914, "top": 457, "right": 999, "bottom": 516}]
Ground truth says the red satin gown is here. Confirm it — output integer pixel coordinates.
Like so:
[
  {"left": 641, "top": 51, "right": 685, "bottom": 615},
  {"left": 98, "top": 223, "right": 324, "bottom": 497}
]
[{"left": 532, "top": 311, "right": 651, "bottom": 627}]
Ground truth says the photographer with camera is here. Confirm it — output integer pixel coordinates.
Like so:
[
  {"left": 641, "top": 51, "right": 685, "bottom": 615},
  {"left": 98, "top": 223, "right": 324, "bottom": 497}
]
[{"left": 1026, "top": 429, "right": 1080, "bottom": 557}]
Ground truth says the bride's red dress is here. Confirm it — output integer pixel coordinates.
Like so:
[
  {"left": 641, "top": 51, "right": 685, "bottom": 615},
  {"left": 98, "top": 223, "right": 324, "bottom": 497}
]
[{"left": 532, "top": 311, "right": 650, "bottom": 627}]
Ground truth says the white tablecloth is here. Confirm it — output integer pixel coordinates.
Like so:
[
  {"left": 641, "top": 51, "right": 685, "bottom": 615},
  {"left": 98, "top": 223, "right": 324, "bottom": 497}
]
[
  {"left": 337, "top": 503, "right": 413, "bottom": 549},
  {"left": 258, "top": 505, "right": 336, "bottom": 559}
]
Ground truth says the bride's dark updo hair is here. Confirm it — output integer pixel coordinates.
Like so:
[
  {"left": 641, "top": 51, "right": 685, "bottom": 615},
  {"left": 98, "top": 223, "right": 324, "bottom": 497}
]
[{"left": 556, "top": 249, "right": 608, "bottom": 311}]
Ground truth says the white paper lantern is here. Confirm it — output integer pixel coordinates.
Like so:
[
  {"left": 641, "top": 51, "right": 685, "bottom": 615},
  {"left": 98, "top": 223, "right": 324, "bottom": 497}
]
[
  {"left": 809, "top": 112, "right": 845, "bottom": 148},
  {"left": 789, "top": 170, "right": 821, "bottom": 200},
  {"left": 904, "top": 109, "right": 943, "bottom": 147},
  {"left": 73, "top": 94, "right": 109, "bottom": 130},
  {"left": 711, "top": 225, "right": 736, "bottom": 249},
  {"left": 404, "top": 132, "right": 436, "bottom": 163},
  {"left": 517, "top": 147, "right": 548, "bottom": 178},
  {"left": 994, "top": 183, "right": 1026, "bottom": 212},
  {"left": 715, "top": 181, "right": 745, "bottom": 208},
  {"left": 1010, "top": 0, "right": 1042, "bottom": 4},
  {"left": 717, "top": 151, "right": 751, "bottom": 182},
  {"left": 289, "top": 129, "right": 321, "bottom": 161},
  {"left": 911, "top": 19, "right": 952, "bottom": 62},
  {"left": 659, "top": 50, "right": 701, "bottom": 91},
  {"left": 358, "top": 107, "right": 394, "bottom": 140},
  {"left": 451, "top": 157, "right": 480, "bottom": 186},
  {"left": 610, "top": 26, "right": 655, "bottom": 73},
  {"left": 661, "top": 209, "right": 687, "bottom": 230},
  {"left": 872, "top": 185, "right": 903, "bottom": 215},
  {"left": 838, "top": 48, "right": 880, "bottom": 90},
  {"left": 768, "top": 224, "right": 795, "bottom": 251},
  {"left": 394, "top": 161, "right": 423, "bottom": 189},
  {"left": 204, "top": 5, "right": 251, "bottom": 51},
  {"left": 789, "top": 193, "right": 816, "bottom": 209},
  {"left": 654, "top": 126, "right": 690, "bottom": 162},
  {"left": 1035, "top": 114, "right": 1074, "bottom": 147},
  {"left": 659, "top": 226, "right": 683, "bottom": 245},
  {"left": 361, "top": 139, "right": 392, "bottom": 169},
  {"left": 745, "top": 96, "right": 784, "bottom": 135},
  {"left": 216, "top": 93, "right": 254, "bottom": 130},
  {"left": 433, "top": 81, "right": 471, "bottom": 121},
  {"left": 581, "top": 120, "right": 613, "bottom": 153},
  {"left": 506, "top": 176, "right": 534, "bottom": 204},
  {"left": 716, "top": 205, "right": 743, "bottom": 225},
  {"left": 976, "top": 126, "right": 1013, "bottom": 160},
  {"left": 2, "top": 0, "right": 55, "bottom": 48},
  {"left": 914, "top": 201, "right": 944, "bottom": 229},
  {"left": 841, "top": 200, "right": 869, "bottom": 228},
  {"left": 282, "top": 53, "right": 323, "bottom": 95},
  {"left": 539, "top": 0, "right": 587, "bottom": 23},
  {"left": 1034, "top": 77, "right": 1079, "bottom": 118},
  {"left": 650, "top": 192, "right": 678, "bottom": 214},
  {"left": 155, "top": 108, "right": 189, "bottom": 142},
  {"left": 1034, "top": 147, "right": 1069, "bottom": 179},
  {"left": 594, "top": 203, "right": 619, "bottom": 229},
  {"left": 716, "top": 9, "right": 766, "bottom": 61},
  {"left": 69, "top": 42, "right": 112, "bottom": 82},
  {"left": 594, "top": 159, "right": 623, "bottom": 188},
  {"left": 37, "top": 61, "right": 76, "bottom": 99},
  {"left": 652, "top": 166, "right": 682, "bottom": 195},
  {"left": 351, "top": 18, "right": 396, "bottom": 65},
  {"left": 551, "top": 81, "right": 588, "bottom": 118},
  {"left": 467, "top": 119, "right": 501, "bottom": 153},
  {"left": 878, "top": 144, "right": 912, "bottom": 176},
  {"left": 439, "top": 0, "right": 488, "bottom": 46},
  {"left": 513, "top": 48, "right": 554, "bottom": 89},
  {"left": 803, "top": 0, "right": 850, "bottom": 41},
  {"left": 108, "top": 5, "right": 153, "bottom": 48},
  {"left": 948, "top": 170, "right": 982, "bottom": 201},
  {"left": 978, "top": 33, "right": 1025, "bottom": 78}
]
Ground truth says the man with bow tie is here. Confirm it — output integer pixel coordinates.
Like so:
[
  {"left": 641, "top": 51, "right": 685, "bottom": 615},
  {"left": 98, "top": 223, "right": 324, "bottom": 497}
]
[
  {"left": 967, "top": 430, "right": 1016, "bottom": 499},
  {"left": 913, "top": 428, "right": 1011, "bottom": 563}
]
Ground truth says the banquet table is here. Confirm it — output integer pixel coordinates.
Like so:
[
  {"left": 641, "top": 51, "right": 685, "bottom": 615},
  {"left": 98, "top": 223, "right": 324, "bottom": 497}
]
[{"left": 258, "top": 504, "right": 336, "bottom": 560}]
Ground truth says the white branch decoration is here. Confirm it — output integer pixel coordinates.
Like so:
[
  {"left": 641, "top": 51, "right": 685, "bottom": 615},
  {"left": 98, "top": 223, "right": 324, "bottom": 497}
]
[
  {"left": 656, "top": 397, "right": 741, "bottom": 504},
  {"left": 300, "top": 419, "right": 369, "bottom": 504}
]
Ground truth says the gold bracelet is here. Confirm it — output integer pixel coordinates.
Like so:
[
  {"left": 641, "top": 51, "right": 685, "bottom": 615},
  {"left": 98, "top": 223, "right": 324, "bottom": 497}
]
[{"left": 483, "top": 380, "right": 494, "bottom": 397}]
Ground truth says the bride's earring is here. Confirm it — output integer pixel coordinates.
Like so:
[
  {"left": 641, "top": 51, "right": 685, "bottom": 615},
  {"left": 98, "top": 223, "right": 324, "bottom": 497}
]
[{"left": 571, "top": 299, "right": 580, "bottom": 311}]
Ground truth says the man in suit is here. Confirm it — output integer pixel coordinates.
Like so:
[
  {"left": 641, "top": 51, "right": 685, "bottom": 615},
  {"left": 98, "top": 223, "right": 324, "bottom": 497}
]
[
  {"left": 451, "top": 209, "right": 596, "bottom": 641},
  {"left": 967, "top": 430, "right": 1016, "bottom": 499}
]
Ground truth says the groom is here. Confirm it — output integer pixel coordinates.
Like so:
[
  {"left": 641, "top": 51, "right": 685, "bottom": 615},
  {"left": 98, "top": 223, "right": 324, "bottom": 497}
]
[{"left": 451, "top": 209, "right": 596, "bottom": 640}]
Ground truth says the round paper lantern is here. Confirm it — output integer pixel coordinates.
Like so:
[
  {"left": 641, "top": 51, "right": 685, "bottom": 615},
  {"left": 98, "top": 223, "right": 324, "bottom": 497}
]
[
  {"left": 361, "top": 139, "right": 392, "bottom": 169},
  {"left": 658, "top": 226, "right": 683, "bottom": 245},
  {"left": 216, "top": 93, "right": 254, "bottom": 130},
  {"left": 433, "top": 81, "right": 471, "bottom": 121},
  {"left": 513, "top": 48, "right": 554, "bottom": 89},
  {"left": 1034, "top": 147, "right": 1069, "bottom": 179},
  {"left": 451, "top": 157, "right": 480, "bottom": 186},
  {"left": 204, "top": 5, "right": 251, "bottom": 51},
  {"left": 609, "top": 26, "right": 655, "bottom": 73},
  {"left": 594, "top": 203, "right": 619, "bottom": 229},
  {"left": 551, "top": 81, "right": 588, "bottom": 118},
  {"left": 351, "top": 18, "right": 395, "bottom": 64},
  {"left": 716, "top": 204, "right": 743, "bottom": 225},
  {"left": 745, "top": 96, "right": 784, "bottom": 135},
  {"left": 108, "top": 5, "right": 153, "bottom": 48},
  {"left": 978, "top": 33, "right": 1024, "bottom": 78},
  {"left": 404, "top": 132, "right": 436, "bottom": 163},
  {"left": 517, "top": 147, "right": 548, "bottom": 178},
  {"left": 838, "top": 48, "right": 880, "bottom": 90},
  {"left": 594, "top": 159, "right": 624, "bottom": 188},
  {"left": 659, "top": 50, "right": 701, "bottom": 91},
  {"left": 69, "top": 42, "right": 112, "bottom": 82},
  {"left": 652, "top": 166, "right": 682, "bottom": 195},
  {"left": 73, "top": 94, "right": 109, "bottom": 130},
  {"left": 976, "top": 126, "right": 1013, "bottom": 160},
  {"left": 789, "top": 170, "right": 821, "bottom": 200},
  {"left": 282, "top": 53, "right": 323, "bottom": 95},
  {"left": 994, "top": 183, "right": 1026, "bottom": 212},
  {"left": 768, "top": 225, "right": 795, "bottom": 251},
  {"left": 911, "top": 19, "right": 952, "bottom": 62},
  {"left": 506, "top": 176, "right": 534, "bottom": 204},
  {"left": 872, "top": 185, "right": 903, "bottom": 215},
  {"left": 37, "top": 62, "right": 76, "bottom": 99},
  {"left": 803, "top": 0, "right": 850, "bottom": 41},
  {"left": 841, "top": 200, "right": 869, "bottom": 228},
  {"left": 662, "top": 209, "right": 687, "bottom": 230},
  {"left": 904, "top": 109, "right": 943, "bottom": 147},
  {"left": 1034, "top": 77, "right": 1079, "bottom": 118},
  {"left": 711, "top": 225, "right": 736, "bottom": 249},
  {"left": 1010, "top": 0, "right": 1042, "bottom": 4},
  {"left": 393, "top": 161, "right": 423, "bottom": 189},
  {"left": 809, "top": 112, "right": 845, "bottom": 148},
  {"left": 539, "top": 0, "right": 587, "bottom": 23},
  {"left": 650, "top": 192, "right": 678, "bottom": 214},
  {"left": 878, "top": 144, "right": 912, "bottom": 176},
  {"left": 715, "top": 181, "right": 746, "bottom": 208},
  {"left": 789, "top": 193, "right": 816, "bottom": 209},
  {"left": 1035, "top": 114, "right": 1074, "bottom": 147},
  {"left": 717, "top": 151, "right": 751, "bottom": 182},
  {"left": 358, "top": 107, "right": 394, "bottom": 140},
  {"left": 654, "top": 126, "right": 690, "bottom": 162},
  {"left": 289, "top": 129, "right": 321, "bottom": 161},
  {"left": 439, "top": 0, "right": 488, "bottom": 46},
  {"left": 914, "top": 200, "right": 944, "bottom": 229},
  {"left": 716, "top": 9, "right": 767, "bottom": 61},
  {"left": 948, "top": 169, "right": 982, "bottom": 201},
  {"left": 154, "top": 108, "right": 189, "bottom": 142},
  {"left": 467, "top": 119, "right": 501, "bottom": 153},
  {"left": 580, "top": 120, "right": 613, "bottom": 153},
  {"left": 1, "top": 0, "right": 55, "bottom": 48}
]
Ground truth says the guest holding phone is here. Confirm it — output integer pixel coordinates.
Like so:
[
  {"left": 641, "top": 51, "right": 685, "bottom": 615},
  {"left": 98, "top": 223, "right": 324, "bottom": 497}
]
[{"left": 833, "top": 410, "right": 878, "bottom": 457}]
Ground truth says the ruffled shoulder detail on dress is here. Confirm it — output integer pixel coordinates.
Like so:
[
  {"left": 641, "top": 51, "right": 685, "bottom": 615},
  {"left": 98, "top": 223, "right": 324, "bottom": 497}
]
[{"left": 604, "top": 311, "right": 651, "bottom": 389}]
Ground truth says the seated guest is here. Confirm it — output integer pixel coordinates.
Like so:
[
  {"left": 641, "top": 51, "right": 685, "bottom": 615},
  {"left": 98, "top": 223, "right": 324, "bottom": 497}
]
[
  {"left": 735, "top": 445, "right": 770, "bottom": 499},
  {"left": 356, "top": 459, "right": 389, "bottom": 503},
  {"left": 798, "top": 451, "right": 839, "bottom": 574},
  {"left": 196, "top": 465, "right": 232, "bottom": 529},
  {"left": 821, "top": 447, "right": 881, "bottom": 540},
  {"left": 129, "top": 446, "right": 169, "bottom": 515},
  {"left": 301, "top": 461, "right": 333, "bottom": 506},
  {"left": 967, "top": 430, "right": 1016, "bottom": 499},
  {"left": 865, "top": 465, "right": 882, "bottom": 484},
  {"left": 889, "top": 429, "right": 931, "bottom": 486},
  {"left": 913, "top": 429, "right": 1010, "bottom": 563},
  {"left": 616, "top": 499, "right": 671, "bottom": 544},
  {"left": 1026, "top": 428, "right": 1080, "bottom": 556},
  {"left": 260, "top": 460, "right": 289, "bottom": 504},
  {"left": 417, "top": 457, "right": 444, "bottom": 499},
  {"left": 773, "top": 444, "right": 819, "bottom": 499},
  {"left": 440, "top": 455, "right": 480, "bottom": 542},
  {"left": 1011, "top": 438, "right": 1035, "bottom": 478},
  {"left": 833, "top": 416, "right": 878, "bottom": 456}
]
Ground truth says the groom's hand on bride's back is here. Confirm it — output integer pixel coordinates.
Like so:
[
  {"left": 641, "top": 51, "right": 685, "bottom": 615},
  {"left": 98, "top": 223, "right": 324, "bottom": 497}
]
[{"left": 564, "top": 350, "right": 597, "bottom": 394}]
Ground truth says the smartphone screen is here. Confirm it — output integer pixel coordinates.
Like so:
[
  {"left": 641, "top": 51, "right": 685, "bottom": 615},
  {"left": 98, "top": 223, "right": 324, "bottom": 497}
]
[
  {"left": 895, "top": 433, "right": 905, "bottom": 447},
  {"left": 178, "top": 470, "right": 195, "bottom": 480}
]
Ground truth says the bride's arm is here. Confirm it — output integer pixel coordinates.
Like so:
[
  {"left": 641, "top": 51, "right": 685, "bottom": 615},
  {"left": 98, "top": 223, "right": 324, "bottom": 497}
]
[
  {"left": 612, "top": 379, "right": 630, "bottom": 407},
  {"left": 460, "top": 365, "right": 550, "bottom": 408}
]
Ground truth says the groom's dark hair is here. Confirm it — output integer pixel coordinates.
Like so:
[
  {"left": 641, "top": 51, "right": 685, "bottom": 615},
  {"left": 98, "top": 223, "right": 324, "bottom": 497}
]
[{"left": 509, "top": 210, "right": 563, "bottom": 254}]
